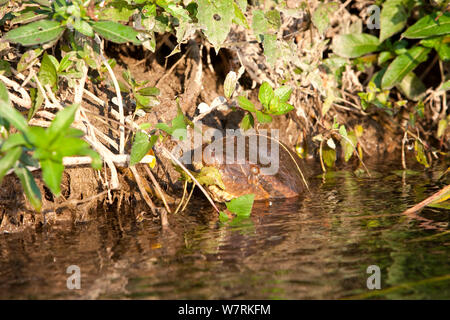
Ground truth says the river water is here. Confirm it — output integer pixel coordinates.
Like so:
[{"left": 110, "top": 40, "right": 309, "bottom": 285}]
[{"left": 0, "top": 161, "right": 449, "bottom": 299}]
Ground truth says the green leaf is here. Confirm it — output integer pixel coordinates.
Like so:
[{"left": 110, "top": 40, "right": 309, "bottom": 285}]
[
  {"left": 414, "top": 139, "right": 429, "bottom": 168},
  {"left": 14, "top": 165, "right": 42, "bottom": 212},
  {"left": 381, "top": 46, "right": 431, "bottom": 89},
  {"left": 342, "top": 131, "right": 357, "bottom": 162},
  {"left": 17, "top": 48, "right": 44, "bottom": 73},
  {"left": 265, "top": 9, "right": 281, "bottom": 30},
  {"left": 0, "top": 133, "right": 28, "bottom": 152},
  {"left": 237, "top": 96, "right": 256, "bottom": 112},
  {"left": 72, "top": 19, "right": 94, "bottom": 38},
  {"left": 258, "top": 82, "right": 274, "bottom": 108},
  {"left": 137, "top": 86, "right": 160, "bottom": 96},
  {"left": 232, "top": 1, "right": 249, "bottom": 29},
  {"left": 219, "top": 210, "right": 229, "bottom": 222},
  {"left": 378, "top": 51, "right": 394, "bottom": 65},
  {"left": 155, "top": 107, "right": 187, "bottom": 140},
  {"left": 130, "top": 131, "right": 156, "bottom": 166},
  {"left": 273, "top": 102, "right": 294, "bottom": 115},
  {"left": 273, "top": 85, "right": 292, "bottom": 102},
  {"left": 403, "top": 12, "right": 450, "bottom": 39},
  {"left": 40, "top": 158, "right": 64, "bottom": 196},
  {"left": 38, "top": 52, "right": 58, "bottom": 90},
  {"left": 197, "top": 0, "right": 234, "bottom": 51},
  {"left": 252, "top": 9, "right": 267, "bottom": 37},
  {"left": 256, "top": 110, "right": 273, "bottom": 123},
  {"left": 240, "top": 113, "right": 254, "bottom": 131},
  {"left": 91, "top": 21, "right": 141, "bottom": 45},
  {"left": 3, "top": 19, "right": 64, "bottom": 46},
  {"left": 379, "top": 0, "right": 409, "bottom": 43},
  {"left": 0, "top": 146, "right": 22, "bottom": 182},
  {"left": 332, "top": 33, "right": 380, "bottom": 58},
  {"left": 58, "top": 52, "right": 75, "bottom": 73},
  {"left": 225, "top": 193, "right": 255, "bottom": 217},
  {"left": 322, "top": 147, "right": 336, "bottom": 168},
  {"left": 312, "top": 2, "right": 338, "bottom": 34},
  {"left": 47, "top": 104, "right": 79, "bottom": 144},
  {"left": 396, "top": 71, "right": 426, "bottom": 100},
  {"left": 0, "top": 81, "right": 29, "bottom": 133},
  {"left": 262, "top": 33, "right": 278, "bottom": 65}
]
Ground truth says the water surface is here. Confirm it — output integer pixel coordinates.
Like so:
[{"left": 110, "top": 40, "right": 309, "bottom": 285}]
[{"left": 1, "top": 162, "right": 449, "bottom": 299}]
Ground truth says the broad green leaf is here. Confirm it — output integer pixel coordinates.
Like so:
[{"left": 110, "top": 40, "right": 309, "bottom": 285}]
[
  {"left": 437, "top": 119, "right": 447, "bottom": 138},
  {"left": 0, "top": 81, "right": 29, "bottom": 133},
  {"left": 137, "top": 86, "right": 160, "bottom": 96},
  {"left": 332, "top": 33, "right": 380, "bottom": 58},
  {"left": 3, "top": 19, "right": 64, "bottom": 46},
  {"left": 51, "top": 136, "right": 89, "bottom": 158},
  {"left": 397, "top": 71, "right": 426, "bottom": 100},
  {"left": 258, "top": 82, "right": 274, "bottom": 107},
  {"left": 262, "top": 33, "right": 278, "bottom": 65},
  {"left": 11, "top": 8, "right": 47, "bottom": 26},
  {"left": 58, "top": 52, "right": 75, "bottom": 73},
  {"left": 403, "top": 12, "right": 450, "bottom": 39},
  {"left": 379, "top": 0, "right": 409, "bottom": 43},
  {"left": 219, "top": 210, "right": 229, "bottom": 222},
  {"left": 381, "top": 46, "right": 431, "bottom": 89},
  {"left": 322, "top": 147, "right": 336, "bottom": 168},
  {"left": 378, "top": 51, "right": 394, "bottom": 65},
  {"left": 273, "top": 85, "right": 292, "bottom": 102},
  {"left": 265, "top": 9, "right": 281, "bottom": 30},
  {"left": 197, "top": 0, "right": 234, "bottom": 51},
  {"left": 240, "top": 113, "right": 254, "bottom": 131},
  {"left": 414, "top": 139, "right": 429, "bottom": 168},
  {"left": 130, "top": 131, "right": 156, "bottom": 166},
  {"left": 47, "top": 104, "right": 79, "bottom": 144},
  {"left": 0, "top": 146, "right": 22, "bottom": 182},
  {"left": 269, "top": 101, "right": 294, "bottom": 115},
  {"left": 256, "top": 110, "right": 272, "bottom": 123},
  {"left": 92, "top": 21, "right": 141, "bottom": 44},
  {"left": 0, "top": 133, "right": 28, "bottom": 152},
  {"left": 226, "top": 193, "right": 255, "bottom": 217},
  {"left": 38, "top": 53, "right": 58, "bottom": 90},
  {"left": 312, "top": 2, "right": 338, "bottom": 34},
  {"left": 439, "top": 80, "right": 450, "bottom": 92},
  {"left": 155, "top": 107, "right": 187, "bottom": 140},
  {"left": 342, "top": 131, "right": 357, "bottom": 162},
  {"left": 232, "top": 1, "right": 249, "bottom": 29},
  {"left": 237, "top": 96, "right": 256, "bottom": 112},
  {"left": 252, "top": 9, "right": 267, "bottom": 37},
  {"left": 14, "top": 165, "right": 42, "bottom": 212},
  {"left": 73, "top": 19, "right": 94, "bottom": 38},
  {"left": 40, "top": 158, "right": 64, "bottom": 196}
]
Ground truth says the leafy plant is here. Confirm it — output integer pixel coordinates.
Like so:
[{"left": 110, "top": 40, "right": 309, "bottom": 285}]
[
  {"left": 120, "top": 69, "right": 160, "bottom": 113},
  {"left": 0, "top": 81, "right": 101, "bottom": 211},
  {"left": 237, "top": 82, "right": 294, "bottom": 130}
]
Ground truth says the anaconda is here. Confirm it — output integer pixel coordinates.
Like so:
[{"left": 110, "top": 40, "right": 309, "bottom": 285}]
[{"left": 191, "top": 134, "right": 309, "bottom": 202}]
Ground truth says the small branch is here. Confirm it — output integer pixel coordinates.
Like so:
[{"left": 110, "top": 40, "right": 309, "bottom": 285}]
[
  {"left": 143, "top": 165, "right": 172, "bottom": 214},
  {"left": 403, "top": 185, "right": 450, "bottom": 215},
  {"left": 100, "top": 52, "right": 125, "bottom": 154},
  {"left": 0, "top": 74, "right": 31, "bottom": 108}
]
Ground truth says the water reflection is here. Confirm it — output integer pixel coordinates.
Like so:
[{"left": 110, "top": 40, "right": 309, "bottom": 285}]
[{"left": 0, "top": 162, "right": 448, "bottom": 299}]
